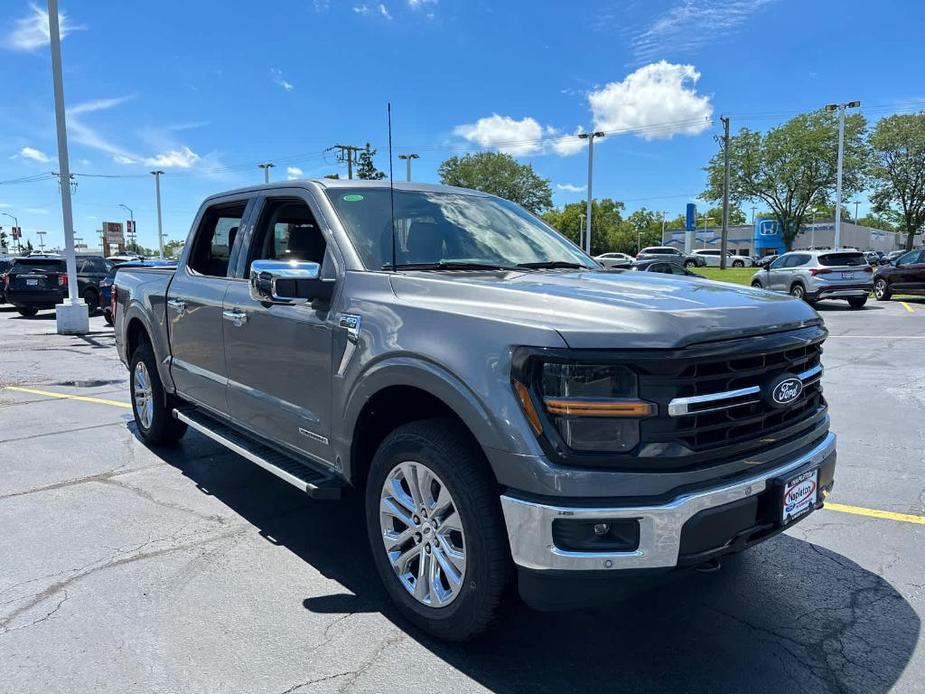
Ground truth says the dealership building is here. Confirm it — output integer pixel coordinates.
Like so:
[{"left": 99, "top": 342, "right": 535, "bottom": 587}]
[{"left": 664, "top": 218, "right": 919, "bottom": 257}]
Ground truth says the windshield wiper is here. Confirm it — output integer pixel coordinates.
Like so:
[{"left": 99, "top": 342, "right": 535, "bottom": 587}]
[
  {"left": 382, "top": 261, "right": 519, "bottom": 271},
  {"left": 515, "top": 261, "right": 590, "bottom": 269}
]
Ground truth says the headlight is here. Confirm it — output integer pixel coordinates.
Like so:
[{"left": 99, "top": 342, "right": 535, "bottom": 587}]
[{"left": 513, "top": 358, "right": 654, "bottom": 453}]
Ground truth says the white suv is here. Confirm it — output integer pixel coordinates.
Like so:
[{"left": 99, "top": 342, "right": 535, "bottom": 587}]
[{"left": 691, "top": 249, "right": 754, "bottom": 267}]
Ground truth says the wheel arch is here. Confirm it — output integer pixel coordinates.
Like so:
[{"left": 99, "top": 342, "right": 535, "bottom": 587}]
[{"left": 122, "top": 305, "right": 175, "bottom": 395}]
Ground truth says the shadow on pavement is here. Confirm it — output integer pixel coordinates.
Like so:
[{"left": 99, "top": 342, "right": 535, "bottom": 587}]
[{"left": 152, "top": 429, "right": 919, "bottom": 694}]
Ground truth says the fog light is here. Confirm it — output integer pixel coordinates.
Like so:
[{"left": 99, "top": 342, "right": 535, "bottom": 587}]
[
  {"left": 552, "top": 518, "right": 640, "bottom": 552},
  {"left": 593, "top": 522, "right": 610, "bottom": 536}
]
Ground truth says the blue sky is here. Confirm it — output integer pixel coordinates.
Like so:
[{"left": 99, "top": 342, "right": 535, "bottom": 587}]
[{"left": 1, "top": 0, "right": 923, "bottom": 251}]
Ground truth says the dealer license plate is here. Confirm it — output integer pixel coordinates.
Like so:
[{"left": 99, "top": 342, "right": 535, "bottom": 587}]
[
  {"left": 781, "top": 468, "right": 818, "bottom": 524},
  {"left": 842, "top": 272, "right": 855, "bottom": 280}
]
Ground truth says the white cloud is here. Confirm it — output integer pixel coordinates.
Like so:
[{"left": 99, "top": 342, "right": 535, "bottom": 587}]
[
  {"left": 144, "top": 147, "right": 200, "bottom": 169},
  {"left": 353, "top": 4, "right": 370, "bottom": 14},
  {"left": 556, "top": 183, "right": 586, "bottom": 193},
  {"left": 271, "top": 68, "right": 294, "bottom": 92},
  {"left": 632, "top": 0, "right": 774, "bottom": 62},
  {"left": 4, "top": 3, "right": 80, "bottom": 52},
  {"left": 408, "top": 0, "right": 436, "bottom": 6},
  {"left": 66, "top": 96, "right": 140, "bottom": 163},
  {"left": 287, "top": 166, "right": 303, "bottom": 180},
  {"left": 379, "top": 3, "right": 393, "bottom": 19},
  {"left": 23, "top": 207, "right": 48, "bottom": 214},
  {"left": 588, "top": 61, "right": 712, "bottom": 139},
  {"left": 550, "top": 127, "right": 586, "bottom": 156},
  {"left": 454, "top": 114, "right": 547, "bottom": 156},
  {"left": 19, "top": 146, "right": 50, "bottom": 163}
]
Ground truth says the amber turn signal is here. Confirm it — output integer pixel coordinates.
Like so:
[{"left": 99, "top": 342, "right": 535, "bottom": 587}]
[{"left": 543, "top": 399, "right": 654, "bottom": 418}]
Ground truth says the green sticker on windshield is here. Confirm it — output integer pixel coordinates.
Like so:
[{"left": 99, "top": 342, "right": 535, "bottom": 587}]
[{"left": 343, "top": 194, "right": 364, "bottom": 202}]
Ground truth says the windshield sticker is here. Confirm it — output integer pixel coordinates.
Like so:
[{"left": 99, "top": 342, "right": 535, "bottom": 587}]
[{"left": 343, "top": 194, "right": 364, "bottom": 202}]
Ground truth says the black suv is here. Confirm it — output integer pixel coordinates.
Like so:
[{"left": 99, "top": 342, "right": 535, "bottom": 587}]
[{"left": 4, "top": 254, "right": 113, "bottom": 317}]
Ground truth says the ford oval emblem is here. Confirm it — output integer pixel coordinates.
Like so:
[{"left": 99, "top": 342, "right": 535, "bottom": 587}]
[{"left": 770, "top": 376, "right": 803, "bottom": 407}]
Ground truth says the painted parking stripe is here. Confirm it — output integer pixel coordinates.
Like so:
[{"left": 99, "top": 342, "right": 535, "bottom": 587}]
[
  {"left": 825, "top": 502, "right": 925, "bottom": 525},
  {"left": 3, "top": 386, "right": 131, "bottom": 409},
  {"left": 900, "top": 301, "right": 915, "bottom": 313}
]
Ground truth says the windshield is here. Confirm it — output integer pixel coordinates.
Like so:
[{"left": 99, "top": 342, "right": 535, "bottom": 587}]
[{"left": 325, "top": 188, "right": 595, "bottom": 270}]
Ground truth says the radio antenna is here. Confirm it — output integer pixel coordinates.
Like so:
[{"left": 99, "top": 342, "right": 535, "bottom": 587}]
[{"left": 388, "top": 102, "right": 397, "bottom": 272}]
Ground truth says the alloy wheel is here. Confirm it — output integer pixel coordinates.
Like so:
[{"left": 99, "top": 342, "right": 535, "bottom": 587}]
[
  {"left": 379, "top": 461, "right": 467, "bottom": 607},
  {"left": 133, "top": 361, "right": 154, "bottom": 430}
]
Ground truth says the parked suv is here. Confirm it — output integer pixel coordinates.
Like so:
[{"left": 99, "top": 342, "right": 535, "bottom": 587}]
[
  {"left": 4, "top": 254, "right": 113, "bottom": 316},
  {"left": 750, "top": 250, "right": 872, "bottom": 309},
  {"left": 115, "top": 180, "right": 836, "bottom": 640},
  {"left": 636, "top": 246, "right": 706, "bottom": 268},
  {"left": 0, "top": 256, "right": 13, "bottom": 304},
  {"left": 873, "top": 248, "right": 925, "bottom": 300},
  {"left": 690, "top": 249, "right": 754, "bottom": 268}
]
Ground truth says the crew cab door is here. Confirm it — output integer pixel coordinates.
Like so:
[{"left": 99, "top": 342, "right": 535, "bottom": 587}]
[
  {"left": 222, "top": 194, "right": 335, "bottom": 465},
  {"left": 167, "top": 199, "right": 251, "bottom": 413},
  {"left": 893, "top": 250, "right": 925, "bottom": 292}
]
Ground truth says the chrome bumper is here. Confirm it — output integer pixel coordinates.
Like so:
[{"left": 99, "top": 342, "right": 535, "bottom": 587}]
[{"left": 499, "top": 432, "right": 836, "bottom": 572}]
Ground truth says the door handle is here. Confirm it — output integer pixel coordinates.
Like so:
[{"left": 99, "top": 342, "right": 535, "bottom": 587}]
[
  {"left": 167, "top": 298, "right": 187, "bottom": 316},
  {"left": 222, "top": 309, "right": 248, "bottom": 327}
]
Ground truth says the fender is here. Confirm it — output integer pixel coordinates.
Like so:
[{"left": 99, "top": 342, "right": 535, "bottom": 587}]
[
  {"left": 337, "top": 355, "right": 515, "bottom": 481},
  {"left": 122, "top": 299, "right": 176, "bottom": 395}
]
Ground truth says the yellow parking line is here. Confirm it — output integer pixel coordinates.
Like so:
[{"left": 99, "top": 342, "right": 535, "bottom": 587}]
[
  {"left": 901, "top": 301, "right": 915, "bottom": 313},
  {"left": 825, "top": 502, "right": 925, "bottom": 525},
  {"left": 3, "top": 386, "right": 131, "bottom": 409}
]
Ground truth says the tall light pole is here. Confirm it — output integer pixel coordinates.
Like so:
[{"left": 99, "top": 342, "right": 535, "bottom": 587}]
[
  {"left": 719, "top": 116, "right": 731, "bottom": 269},
  {"left": 825, "top": 101, "right": 861, "bottom": 250},
  {"left": 810, "top": 209, "right": 817, "bottom": 249},
  {"left": 119, "top": 203, "right": 135, "bottom": 251},
  {"left": 660, "top": 212, "right": 667, "bottom": 244},
  {"left": 150, "top": 170, "right": 165, "bottom": 259},
  {"left": 751, "top": 206, "right": 757, "bottom": 225},
  {"left": 578, "top": 214, "right": 585, "bottom": 250},
  {"left": 578, "top": 131, "right": 605, "bottom": 255},
  {"left": 852, "top": 200, "right": 860, "bottom": 224},
  {"left": 47, "top": 0, "right": 87, "bottom": 333},
  {"left": 398, "top": 153, "right": 419, "bottom": 182},
  {"left": 258, "top": 162, "right": 275, "bottom": 183},
  {"left": 1, "top": 212, "right": 18, "bottom": 253},
  {"left": 699, "top": 215, "right": 714, "bottom": 248}
]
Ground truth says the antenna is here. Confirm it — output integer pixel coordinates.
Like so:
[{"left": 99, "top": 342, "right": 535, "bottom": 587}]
[{"left": 388, "top": 102, "right": 397, "bottom": 272}]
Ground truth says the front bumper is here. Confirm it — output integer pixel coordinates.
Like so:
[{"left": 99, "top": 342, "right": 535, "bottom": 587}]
[{"left": 500, "top": 431, "right": 836, "bottom": 573}]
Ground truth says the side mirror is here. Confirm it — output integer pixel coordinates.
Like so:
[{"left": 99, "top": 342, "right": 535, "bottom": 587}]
[{"left": 249, "top": 259, "right": 334, "bottom": 304}]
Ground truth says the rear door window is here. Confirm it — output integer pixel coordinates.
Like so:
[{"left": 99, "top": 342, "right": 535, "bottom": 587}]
[
  {"left": 818, "top": 252, "right": 866, "bottom": 267},
  {"left": 188, "top": 204, "right": 247, "bottom": 277},
  {"left": 784, "top": 254, "right": 811, "bottom": 267}
]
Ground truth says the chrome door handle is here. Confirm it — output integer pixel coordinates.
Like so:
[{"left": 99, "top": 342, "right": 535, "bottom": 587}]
[
  {"left": 222, "top": 309, "right": 247, "bottom": 327},
  {"left": 167, "top": 298, "right": 187, "bottom": 316}
]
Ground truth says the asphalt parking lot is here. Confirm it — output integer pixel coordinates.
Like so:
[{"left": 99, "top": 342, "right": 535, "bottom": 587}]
[{"left": 1, "top": 298, "right": 923, "bottom": 694}]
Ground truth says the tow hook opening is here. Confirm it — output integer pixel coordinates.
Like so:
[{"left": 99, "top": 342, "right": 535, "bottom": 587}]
[{"left": 695, "top": 557, "right": 722, "bottom": 573}]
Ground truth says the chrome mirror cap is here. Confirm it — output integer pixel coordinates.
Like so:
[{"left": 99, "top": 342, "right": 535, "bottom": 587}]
[{"left": 249, "top": 259, "right": 321, "bottom": 303}]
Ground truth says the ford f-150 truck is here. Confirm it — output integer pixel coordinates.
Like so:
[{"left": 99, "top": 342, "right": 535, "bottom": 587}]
[{"left": 114, "top": 180, "right": 836, "bottom": 641}]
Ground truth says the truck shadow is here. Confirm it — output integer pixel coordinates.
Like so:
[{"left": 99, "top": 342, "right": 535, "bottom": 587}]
[{"left": 153, "top": 431, "right": 919, "bottom": 694}]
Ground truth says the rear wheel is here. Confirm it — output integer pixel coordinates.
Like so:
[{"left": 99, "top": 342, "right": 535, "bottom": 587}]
[
  {"left": 365, "top": 418, "right": 510, "bottom": 641},
  {"left": 17, "top": 308, "right": 38, "bottom": 317},
  {"left": 789, "top": 283, "right": 807, "bottom": 301},
  {"left": 732, "top": 259, "right": 744, "bottom": 268},
  {"left": 684, "top": 259, "right": 697, "bottom": 268},
  {"left": 874, "top": 278, "right": 891, "bottom": 301},
  {"left": 82, "top": 288, "right": 99, "bottom": 315},
  {"left": 103, "top": 309, "right": 114, "bottom": 326},
  {"left": 848, "top": 296, "right": 868, "bottom": 310},
  {"left": 130, "top": 341, "right": 187, "bottom": 445}
]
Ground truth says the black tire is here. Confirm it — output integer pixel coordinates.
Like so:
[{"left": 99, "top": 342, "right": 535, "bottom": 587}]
[
  {"left": 732, "top": 259, "right": 744, "bottom": 268},
  {"left": 750, "top": 280, "right": 763, "bottom": 289},
  {"left": 874, "top": 278, "right": 892, "bottom": 301},
  {"left": 365, "top": 418, "right": 510, "bottom": 641},
  {"left": 103, "top": 309, "right": 114, "bottom": 326},
  {"left": 848, "top": 296, "right": 868, "bottom": 310},
  {"left": 129, "top": 341, "right": 187, "bottom": 445},
  {"left": 82, "top": 288, "right": 99, "bottom": 315},
  {"left": 17, "top": 308, "right": 38, "bottom": 317},
  {"left": 789, "top": 283, "right": 807, "bottom": 301},
  {"left": 684, "top": 259, "right": 697, "bottom": 269}
]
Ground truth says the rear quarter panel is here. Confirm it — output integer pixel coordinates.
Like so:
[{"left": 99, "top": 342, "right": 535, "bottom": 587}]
[{"left": 115, "top": 267, "right": 176, "bottom": 392}]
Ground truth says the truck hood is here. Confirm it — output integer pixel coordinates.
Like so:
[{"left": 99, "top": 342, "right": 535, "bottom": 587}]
[{"left": 389, "top": 269, "right": 821, "bottom": 349}]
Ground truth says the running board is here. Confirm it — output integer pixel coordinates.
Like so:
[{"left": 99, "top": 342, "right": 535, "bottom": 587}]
[{"left": 173, "top": 408, "right": 342, "bottom": 500}]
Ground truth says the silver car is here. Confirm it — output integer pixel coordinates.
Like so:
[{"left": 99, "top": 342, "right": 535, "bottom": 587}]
[
  {"left": 594, "top": 252, "right": 635, "bottom": 269},
  {"left": 750, "top": 249, "right": 873, "bottom": 309},
  {"left": 690, "top": 249, "right": 755, "bottom": 267}
]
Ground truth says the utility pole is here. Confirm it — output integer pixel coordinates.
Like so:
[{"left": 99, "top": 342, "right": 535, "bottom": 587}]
[
  {"left": 852, "top": 200, "right": 860, "bottom": 223},
  {"left": 150, "top": 170, "right": 165, "bottom": 259},
  {"left": 578, "top": 214, "right": 585, "bottom": 249},
  {"left": 719, "top": 116, "right": 731, "bottom": 269},
  {"left": 577, "top": 131, "right": 605, "bottom": 255},
  {"left": 47, "top": 0, "right": 86, "bottom": 332},
  {"left": 398, "top": 153, "right": 419, "bottom": 182},
  {"left": 825, "top": 101, "right": 860, "bottom": 250},
  {"left": 751, "top": 206, "right": 756, "bottom": 225},
  {"left": 661, "top": 213, "right": 667, "bottom": 244},
  {"left": 331, "top": 144, "right": 362, "bottom": 180},
  {"left": 258, "top": 162, "right": 275, "bottom": 183}
]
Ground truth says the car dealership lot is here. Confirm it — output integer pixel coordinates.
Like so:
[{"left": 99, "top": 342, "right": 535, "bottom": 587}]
[{"left": 1, "top": 300, "right": 923, "bottom": 694}]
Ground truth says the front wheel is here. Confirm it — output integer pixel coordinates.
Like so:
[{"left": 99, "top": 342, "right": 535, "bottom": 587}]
[
  {"left": 17, "top": 308, "right": 39, "bottom": 317},
  {"left": 82, "top": 288, "right": 99, "bottom": 315},
  {"left": 874, "top": 278, "right": 892, "bottom": 301},
  {"left": 130, "top": 342, "right": 187, "bottom": 445},
  {"left": 732, "top": 260, "right": 744, "bottom": 268},
  {"left": 366, "top": 419, "right": 510, "bottom": 641}
]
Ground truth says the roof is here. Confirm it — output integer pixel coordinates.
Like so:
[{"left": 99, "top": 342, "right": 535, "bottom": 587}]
[{"left": 203, "top": 178, "right": 490, "bottom": 203}]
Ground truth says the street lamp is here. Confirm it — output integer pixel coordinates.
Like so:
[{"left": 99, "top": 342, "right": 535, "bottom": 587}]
[
  {"left": 577, "top": 131, "right": 605, "bottom": 254},
  {"left": 698, "top": 215, "right": 715, "bottom": 248},
  {"left": 258, "top": 162, "right": 275, "bottom": 183},
  {"left": 824, "top": 101, "right": 861, "bottom": 250},
  {"left": 118, "top": 203, "right": 135, "bottom": 251}
]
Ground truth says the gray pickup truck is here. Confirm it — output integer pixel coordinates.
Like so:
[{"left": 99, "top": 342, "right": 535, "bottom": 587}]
[{"left": 115, "top": 180, "right": 837, "bottom": 641}]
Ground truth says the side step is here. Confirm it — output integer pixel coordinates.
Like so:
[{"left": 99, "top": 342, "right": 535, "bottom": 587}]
[{"left": 174, "top": 408, "right": 343, "bottom": 500}]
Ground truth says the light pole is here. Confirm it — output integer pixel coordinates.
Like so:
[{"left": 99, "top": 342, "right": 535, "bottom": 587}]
[
  {"left": 258, "top": 162, "right": 275, "bottom": 183},
  {"left": 852, "top": 200, "right": 860, "bottom": 224},
  {"left": 699, "top": 215, "right": 714, "bottom": 248},
  {"left": 751, "top": 206, "right": 757, "bottom": 225},
  {"left": 398, "top": 153, "right": 419, "bottom": 182},
  {"left": 825, "top": 101, "right": 861, "bottom": 250},
  {"left": 37, "top": 230, "right": 47, "bottom": 251},
  {"left": 578, "top": 214, "right": 585, "bottom": 250},
  {"left": 150, "top": 170, "right": 165, "bottom": 259},
  {"left": 119, "top": 203, "right": 135, "bottom": 251},
  {"left": 810, "top": 209, "right": 817, "bottom": 249},
  {"left": 660, "top": 212, "right": 667, "bottom": 244},
  {"left": 578, "top": 131, "right": 605, "bottom": 255},
  {"left": 1, "top": 212, "right": 18, "bottom": 253}
]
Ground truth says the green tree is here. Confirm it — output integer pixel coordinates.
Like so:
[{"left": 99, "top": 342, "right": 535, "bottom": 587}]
[
  {"left": 855, "top": 214, "right": 895, "bottom": 232},
  {"left": 356, "top": 143, "right": 386, "bottom": 180},
  {"left": 0, "top": 228, "right": 8, "bottom": 251},
  {"left": 869, "top": 113, "right": 925, "bottom": 251},
  {"left": 23, "top": 239, "right": 34, "bottom": 254},
  {"left": 163, "top": 239, "right": 186, "bottom": 258},
  {"left": 542, "top": 199, "right": 626, "bottom": 255},
  {"left": 703, "top": 109, "right": 867, "bottom": 250},
  {"left": 438, "top": 152, "right": 553, "bottom": 214},
  {"left": 703, "top": 204, "right": 747, "bottom": 226}
]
